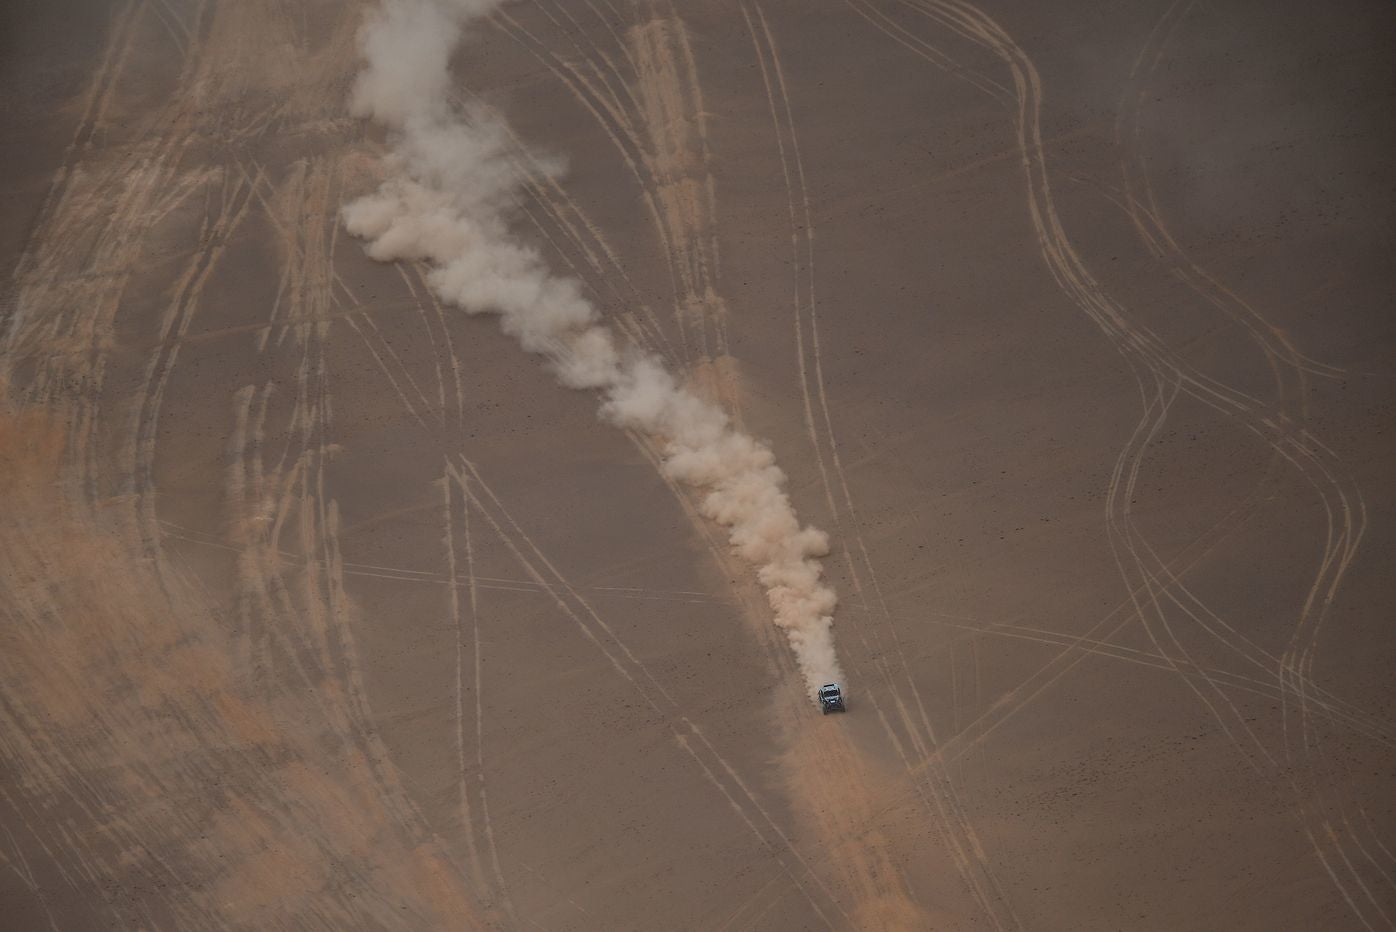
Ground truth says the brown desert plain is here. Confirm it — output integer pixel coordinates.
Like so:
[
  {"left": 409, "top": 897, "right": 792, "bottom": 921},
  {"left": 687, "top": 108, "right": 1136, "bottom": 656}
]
[{"left": 2, "top": 0, "right": 1394, "bottom": 929}]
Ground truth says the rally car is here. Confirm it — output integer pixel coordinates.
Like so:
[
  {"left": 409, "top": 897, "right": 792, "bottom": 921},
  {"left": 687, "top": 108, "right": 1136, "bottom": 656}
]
[{"left": 818, "top": 683, "right": 846, "bottom": 714}]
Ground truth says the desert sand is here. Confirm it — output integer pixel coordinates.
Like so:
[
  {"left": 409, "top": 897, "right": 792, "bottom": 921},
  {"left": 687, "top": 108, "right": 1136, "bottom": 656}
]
[{"left": 2, "top": 0, "right": 1393, "bottom": 929}]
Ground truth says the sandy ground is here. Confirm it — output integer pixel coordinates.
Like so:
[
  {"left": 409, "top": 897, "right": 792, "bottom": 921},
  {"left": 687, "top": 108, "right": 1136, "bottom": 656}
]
[{"left": 2, "top": 0, "right": 1394, "bottom": 928}]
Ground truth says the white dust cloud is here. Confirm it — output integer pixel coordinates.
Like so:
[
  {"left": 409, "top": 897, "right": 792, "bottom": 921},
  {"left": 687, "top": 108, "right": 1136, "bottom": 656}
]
[{"left": 342, "top": 0, "right": 843, "bottom": 697}]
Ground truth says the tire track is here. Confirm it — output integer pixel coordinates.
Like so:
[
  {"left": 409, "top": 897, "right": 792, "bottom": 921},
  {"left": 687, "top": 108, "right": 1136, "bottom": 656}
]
[
  {"left": 441, "top": 470, "right": 518, "bottom": 925},
  {"left": 743, "top": 5, "right": 1018, "bottom": 926},
  {"left": 1110, "top": 3, "right": 1390, "bottom": 917},
  {"left": 250, "top": 151, "right": 486, "bottom": 867},
  {"left": 128, "top": 164, "right": 265, "bottom": 595},
  {"left": 10, "top": 0, "right": 159, "bottom": 285},
  {"left": 842, "top": 0, "right": 1011, "bottom": 106},
  {"left": 0, "top": 396, "right": 483, "bottom": 928},
  {"left": 2, "top": 3, "right": 488, "bottom": 923},
  {"left": 162, "top": 516, "right": 738, "bottom": 604},
  {"left": 331, "top": 167, "right": 853, "bottom": 924},
  {"left": 490, "top": 2, "right": 739, "bottom": 396},
  {"left": 853, "top": 0, "right": 1387, "bottom": 922},
  {"left": 445, "top": 455, "right": 852, "bottom": 929},
  {"left": 489, "top": 7, "right": 690, "bottom": 357}
]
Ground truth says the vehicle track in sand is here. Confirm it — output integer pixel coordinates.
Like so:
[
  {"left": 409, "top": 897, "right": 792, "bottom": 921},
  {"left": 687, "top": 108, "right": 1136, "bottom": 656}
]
[
  {"left": 1108, "top": 2, "right": 1392, "bottom": 921},
  {"left": 321, "top": 183, "right": 853, "bottom": 923},
  {"left": 5, "top": 0, "right": 1390, "bottom": 928},
  {"left": 490, "top": 1, "right": 743, "bottom": 414},
  {"left": 2, "top": 2, "right": 489, "bottom": 926},
  {"left": 449, "top": 4, "right": 951, "bottom": 922},
  {"left": 849, "top": 0, "right": 1392, "bottom": 925},
  {"left": 742, "top": 3, "right": 1019, "bottom": 926}
]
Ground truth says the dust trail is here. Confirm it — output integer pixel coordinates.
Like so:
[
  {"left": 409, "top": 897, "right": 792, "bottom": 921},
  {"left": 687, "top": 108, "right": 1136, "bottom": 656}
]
[{"left": 341, "top": 0, "right": 843, "bottom": 697}]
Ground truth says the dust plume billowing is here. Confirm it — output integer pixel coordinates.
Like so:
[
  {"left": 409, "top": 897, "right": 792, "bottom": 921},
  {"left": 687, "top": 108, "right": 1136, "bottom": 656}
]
[{"left": 341, "top": 0, "right": 843, "bottom": 698}]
